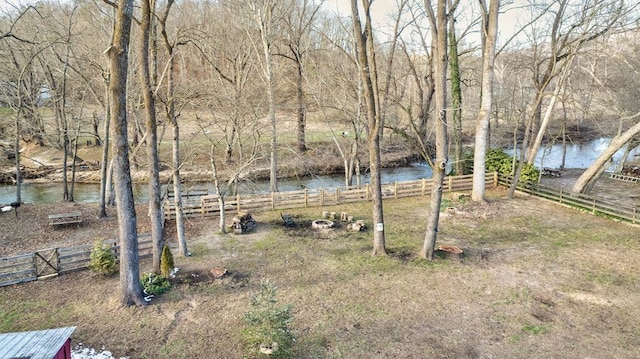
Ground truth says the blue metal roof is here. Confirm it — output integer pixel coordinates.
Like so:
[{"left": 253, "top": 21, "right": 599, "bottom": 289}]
[{"left": 0, "top": 326, "right": 76, "bottom": 359}]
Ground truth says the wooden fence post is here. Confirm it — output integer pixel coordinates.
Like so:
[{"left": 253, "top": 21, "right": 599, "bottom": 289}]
[
  {"left": 237, "top": 193, "right": 241, "bottom": 213},
  {"left": 336, "top": 187, "right": 340, "bottom": 204},
  {"left": 304, "top": 189, "right": 308, "bottom": 207},
  {"left": 271, "top": 192, "right": 275, "bottom": 210},
  {"left": 320, "top": 188, "right": 324, "bottom": 206},
  {"left": 448, "top": 176, "right": 453, "bottom": 191}
]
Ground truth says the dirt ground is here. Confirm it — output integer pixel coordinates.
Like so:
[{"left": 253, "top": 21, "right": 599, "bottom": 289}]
[{"left": 1, "top": 176, "right": 639, "bottom": 358}]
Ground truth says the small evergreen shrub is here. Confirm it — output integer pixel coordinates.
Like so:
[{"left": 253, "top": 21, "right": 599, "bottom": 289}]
[
  {"left": 141, "top": 272, "right": 171, "bottom": 295},
  {"left": 88, "top": 239, "right": 117, "bottom": 276},
  {"left": 242, "top": 280, "right": 295, "bottom": 358},
  {"left": 160, "top": 244, "right": 174, "bottom": 278}
]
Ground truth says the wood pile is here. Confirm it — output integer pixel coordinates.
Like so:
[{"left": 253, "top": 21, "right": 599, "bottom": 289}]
[
  {"left": 231, "top": 212, "right": 257, "bottom": 234},
  {"left": 621, "top": 165, "right": 640, "bottom": 178}
]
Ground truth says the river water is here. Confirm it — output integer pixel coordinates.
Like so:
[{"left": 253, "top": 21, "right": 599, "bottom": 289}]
[
  {"left": 1, "top": 138, "right": 637, "bottom": 204},
  {"left": 509, "top": 137, "right": 640, "bottom": 169},
  {"left": 0, "top": 164, "right": 433, "bottom": 204}
]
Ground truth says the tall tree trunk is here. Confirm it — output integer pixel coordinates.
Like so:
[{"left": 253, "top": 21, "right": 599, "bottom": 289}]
[
  {"left": 14, "top": 107, "right": 22, "bottom": 204},
  {"left": 169, "top": 64, "right": 188, "bottom": 257},
  {"left": 108, "top": 0, "right": 146, "bottom": 307},
  {"left": 421, "top": 0, "right": 448, "bottom": 260},
  {"left": 351, "top": 0, "right": 386, "bottom": 256},
  {"left": 92, "top": 112, "right": 101, "bottom": 146},
  {"left": 70, "top": 122, "right": 81, "bottom": 202},
  {"left": 472, "top": 0, "right": 500, "bottom": 202},
  {"left": 98, "top": 77, "right": 111, "bottom": 218},
  {"left": 99, "top": 7, "right": 115, "bottom": 218},
  {"left": 295, "top": 59, "right": 306, "bottom": 153},
  {"left": 62, "top": 121, "right": 69, "bottom": 201},
  {"left": 526, "top": 58, "right": 573, "bottom": 165},
  {"left": 140, "top": 0, "right": 164, "bottom": 273},
  {"left": 209, "top": 146, "right": 227, "bottom": 233},
  {"left": 449, "top": 26, "right": 464, "bottom": 176},
  {"left": 249, "top": 0, "right": 279, "bottom": 192},
  {"left": 159, "top": 0, "right": 188, "bottom": 257},
  {"left": 106, "top": 158, "right": 116, "bottom": 206}
]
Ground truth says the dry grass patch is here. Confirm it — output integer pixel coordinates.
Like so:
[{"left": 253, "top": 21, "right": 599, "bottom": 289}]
[{"left": 1, "top": 191, "right": 640, "bottom": 358}]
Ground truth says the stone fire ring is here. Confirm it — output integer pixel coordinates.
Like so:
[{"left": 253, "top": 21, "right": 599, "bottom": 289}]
[{"left": 312, "top": 219, "right": 334, "bottom": 229}]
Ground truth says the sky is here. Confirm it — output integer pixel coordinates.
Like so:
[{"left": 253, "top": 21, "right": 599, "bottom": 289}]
[{"left": 321, "top": 0, "right": 532, "bottom": 48}]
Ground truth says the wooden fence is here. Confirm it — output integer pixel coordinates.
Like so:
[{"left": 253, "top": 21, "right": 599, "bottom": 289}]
[
  {"left": 0, "top": 234, "right": 152, "bottom": 287},
  {"left": 2, "top": 171, "right": 636, "bottom": 287},
  {"left": 163, "top": 172, "right": 499, "bottom": 219},
  {"left": 498, "top": 175, "right": 639, "bottom": 225},
  {"left": 1, "top": 174, "right": 492, "bottom": 288}
]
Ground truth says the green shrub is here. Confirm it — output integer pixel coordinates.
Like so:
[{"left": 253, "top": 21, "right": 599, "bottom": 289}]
[
  {"left": 141, "top": 272, "right": 171, "bottom": 295},
  {"left": 483, "top": 148, "right": 540, "bottom": 182},
  {"left": 88, "top": 239, "right": 117, "bottom": 276},
  {"left": 242, "top": 280, "right": 295, "bottom": 358},
  {"left": 160, "top": 244, "right": 174, "bottom": 278}
]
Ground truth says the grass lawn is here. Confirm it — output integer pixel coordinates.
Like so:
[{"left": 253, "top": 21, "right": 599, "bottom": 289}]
[{"left": 1, "top": 189, "right": 639, "bottom": 358}]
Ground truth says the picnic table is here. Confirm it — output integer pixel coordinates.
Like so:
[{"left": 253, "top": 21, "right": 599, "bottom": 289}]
[{"left": 48, "top": 212, "right": 82, "bottom": 227}]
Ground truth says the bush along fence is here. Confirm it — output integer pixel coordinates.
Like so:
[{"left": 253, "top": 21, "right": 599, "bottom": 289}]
[
  {"left": 0, "top": 234, "right": 152, "bottom": 287},
  {"left": 498, "top": 174, "right": 639, "bottom": 225},
  {"left": 163, "top": 172, "right": 500, "bottom": 219}
]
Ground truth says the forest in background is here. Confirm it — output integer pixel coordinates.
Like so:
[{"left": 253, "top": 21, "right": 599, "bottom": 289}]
[{"left": 0, "top": 0, "right": 638, "bottom": 185}]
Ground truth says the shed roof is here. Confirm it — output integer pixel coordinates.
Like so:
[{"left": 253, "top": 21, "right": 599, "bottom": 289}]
[{"left": 0, "top": 326, "right": 76, "bottom": 359}]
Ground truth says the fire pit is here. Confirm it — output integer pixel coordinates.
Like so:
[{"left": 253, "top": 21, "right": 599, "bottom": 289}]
[
  {"left": 437, "top": 245, "right": 464, "bottom": 260},
  {"left": 311, "top": 219, "right": 334, "bottom": 229}
]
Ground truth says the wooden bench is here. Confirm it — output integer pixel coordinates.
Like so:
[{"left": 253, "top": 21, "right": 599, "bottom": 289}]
[{"left": 48, "top": 212, "right": 82, "bottom": 227}]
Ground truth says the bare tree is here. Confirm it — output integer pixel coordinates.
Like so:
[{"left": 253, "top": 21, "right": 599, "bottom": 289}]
[
  {"left": 247, "top": 0, "right": 280, "bottom": 192},
  {"left": 279, "top": 0, "right": 324, "bottom": 153},
  {"left": 139, "top": 0, "right": 164, "bottom": 273},
  {"left": 106, "top": 0, "right": 146, "bottom": 307},
  {"left": 420, "top": 0, "right": 448, "bottom": 260},
  {"left": 351, "top": 0, "right": 386, "bottom": 256},
  {"left": 158, "top": 0, "right": 189, "bottom": 257},
  {"left": 471, "top": 0, "right": 500, "bottom": 202}
]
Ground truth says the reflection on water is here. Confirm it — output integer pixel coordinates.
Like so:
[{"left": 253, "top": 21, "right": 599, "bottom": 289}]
[
  {"left": 0, "top": 182, "right": 150, "bottom": 205},
  {"left": 505, "top": 137, "right": 639, "bottom": 169},
  {"left": 0, "top": 163, "right": 434, "bottom": 204}
]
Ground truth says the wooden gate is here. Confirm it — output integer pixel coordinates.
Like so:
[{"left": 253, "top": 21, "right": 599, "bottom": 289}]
[{"left": 34, "top": 248, "right": 59, "bottom": 279}]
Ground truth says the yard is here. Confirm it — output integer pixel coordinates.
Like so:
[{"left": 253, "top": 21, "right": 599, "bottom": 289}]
[{"left": 1, "top": 188, "right": 640, "bottom": 358}]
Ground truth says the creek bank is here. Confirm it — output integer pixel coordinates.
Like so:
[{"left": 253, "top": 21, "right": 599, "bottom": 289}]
[{"left": 0, "top": 144, "right": 421, "bottom": 185}]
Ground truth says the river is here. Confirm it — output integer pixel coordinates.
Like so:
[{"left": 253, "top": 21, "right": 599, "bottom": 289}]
[
  {"left": 1, "top": 138, "right": 637, "bottom": 204},
  {"left": 0, "top": 164, "right": 433, "bottom": 204}
]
